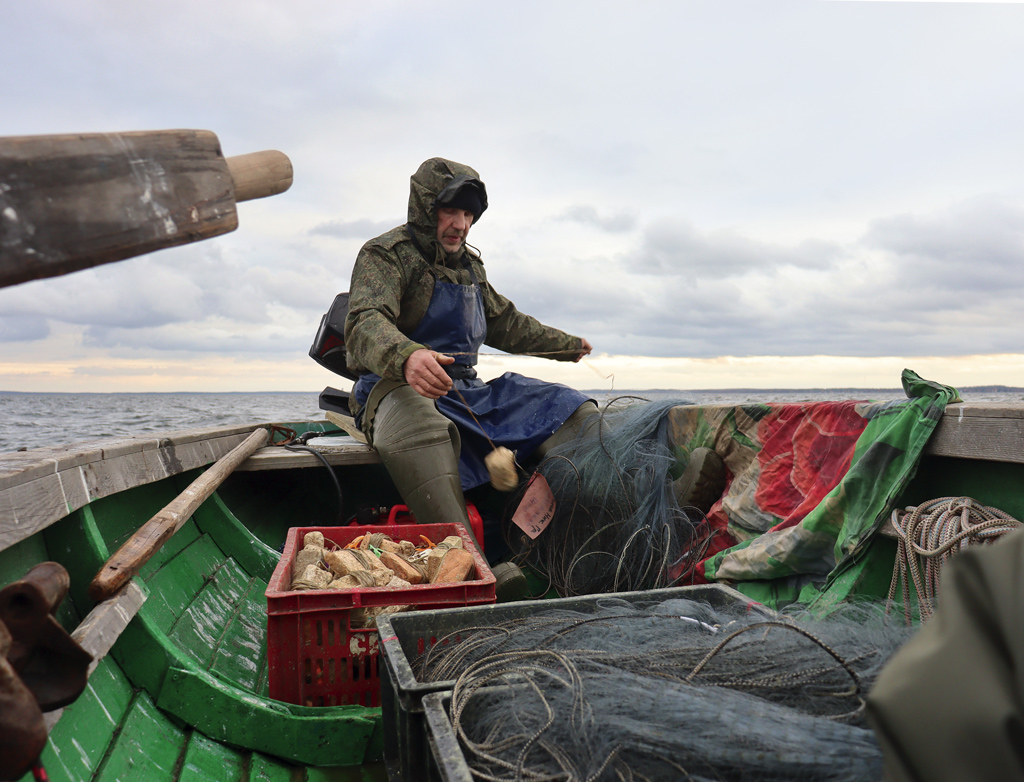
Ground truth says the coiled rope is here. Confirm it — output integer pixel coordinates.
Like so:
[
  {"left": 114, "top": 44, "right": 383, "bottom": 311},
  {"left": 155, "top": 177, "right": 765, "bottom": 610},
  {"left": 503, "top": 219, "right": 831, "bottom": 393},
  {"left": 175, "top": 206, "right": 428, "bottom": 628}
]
[{"left": 886, "top": 496, "right": 1021, "bottom": 624}]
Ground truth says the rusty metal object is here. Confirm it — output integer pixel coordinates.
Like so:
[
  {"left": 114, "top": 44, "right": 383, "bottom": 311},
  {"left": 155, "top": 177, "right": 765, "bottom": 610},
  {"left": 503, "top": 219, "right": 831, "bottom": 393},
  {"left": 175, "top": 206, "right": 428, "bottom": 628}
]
[
  {"left": 0, "top": 563, "right": 93, "bottom": 780},
  {"left": 0, "top": 561, "right": 92, "bottom": 711},
  {"left": 0, "top": 618, "right": 47, "bottom": 781}
]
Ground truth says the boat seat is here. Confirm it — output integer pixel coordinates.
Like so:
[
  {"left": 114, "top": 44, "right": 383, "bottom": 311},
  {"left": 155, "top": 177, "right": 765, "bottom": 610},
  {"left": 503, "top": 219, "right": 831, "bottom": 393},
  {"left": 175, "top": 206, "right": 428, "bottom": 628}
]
[{"left": 238, "top": 412, "right": 381, "bottom": 471}]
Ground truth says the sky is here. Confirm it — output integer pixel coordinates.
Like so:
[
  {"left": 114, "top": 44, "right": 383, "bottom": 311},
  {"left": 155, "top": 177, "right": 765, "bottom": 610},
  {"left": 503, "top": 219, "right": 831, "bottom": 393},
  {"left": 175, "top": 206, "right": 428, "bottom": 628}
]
[{"left": 3, "top": 0, "right": 1024, "bottom": 393}]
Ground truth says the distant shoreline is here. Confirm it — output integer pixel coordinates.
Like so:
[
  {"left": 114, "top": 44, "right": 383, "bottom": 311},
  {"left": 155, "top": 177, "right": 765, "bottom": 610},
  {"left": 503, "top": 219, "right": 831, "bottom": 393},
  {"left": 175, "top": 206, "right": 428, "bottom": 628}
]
[{"left": 3, "top": 386, "right": 1021, "bottom": 396}]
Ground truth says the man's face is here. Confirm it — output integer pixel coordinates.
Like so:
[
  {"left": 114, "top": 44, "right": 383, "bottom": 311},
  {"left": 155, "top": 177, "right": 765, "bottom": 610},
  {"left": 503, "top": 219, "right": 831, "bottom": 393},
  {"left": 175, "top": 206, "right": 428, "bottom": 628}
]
[{"left": 436, "top": 207, "right": 474, "bottom": 254}]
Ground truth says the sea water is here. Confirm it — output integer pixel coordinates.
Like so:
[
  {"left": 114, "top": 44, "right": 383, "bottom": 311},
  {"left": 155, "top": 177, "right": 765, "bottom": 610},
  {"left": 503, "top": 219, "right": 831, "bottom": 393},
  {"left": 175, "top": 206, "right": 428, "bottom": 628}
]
[{"left": 1, "top": 386, "right": 1022, "bottom": 455}]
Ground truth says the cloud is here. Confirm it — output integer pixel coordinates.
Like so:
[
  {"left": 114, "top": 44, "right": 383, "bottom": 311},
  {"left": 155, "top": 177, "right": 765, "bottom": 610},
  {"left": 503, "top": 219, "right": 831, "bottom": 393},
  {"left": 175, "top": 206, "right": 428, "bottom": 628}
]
[
  {"left": 0, "top": 315, "right": 49, "bottom": 342},
  {"left": 863, "top": 198, "right": 1024, "bottom": 293},
  {"left": 627, "top": 219, "right": 845, "bottom": 278},
  {"left": 309, "top": 218, "right": 397, "bottom": 239},
  {"left": 556, "top": 205, "right": 637, "bottom": 233},
  {"left": 477, "top": 195, "right": 1024, "bottom": 361},
  {"left": 0, "top": 237, "right": 336, "bottom": 343},
  {"left": 6, "top": 1, "right": 1024, "bottom": 391}
]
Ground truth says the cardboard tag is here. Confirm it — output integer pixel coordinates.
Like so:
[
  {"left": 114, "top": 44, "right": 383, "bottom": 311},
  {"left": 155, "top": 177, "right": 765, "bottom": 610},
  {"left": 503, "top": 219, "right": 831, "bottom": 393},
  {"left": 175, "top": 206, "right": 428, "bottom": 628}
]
[{"left": 512, "top": 473, "right": 556, "bottom": 539}]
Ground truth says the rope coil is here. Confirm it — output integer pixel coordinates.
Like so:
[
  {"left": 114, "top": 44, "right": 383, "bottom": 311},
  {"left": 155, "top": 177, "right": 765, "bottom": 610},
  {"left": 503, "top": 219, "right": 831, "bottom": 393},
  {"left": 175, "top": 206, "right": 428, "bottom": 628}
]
[{"left": 886, "top": 496, "right": 1022, "bottom": 624}]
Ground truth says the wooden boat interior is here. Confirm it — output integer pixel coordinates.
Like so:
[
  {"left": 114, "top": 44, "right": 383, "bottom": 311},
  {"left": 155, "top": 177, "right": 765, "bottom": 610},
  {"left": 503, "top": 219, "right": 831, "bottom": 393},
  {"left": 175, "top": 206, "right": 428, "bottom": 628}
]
[{"left": 2, "top": 400, "right": 1023, "bottom": 779}]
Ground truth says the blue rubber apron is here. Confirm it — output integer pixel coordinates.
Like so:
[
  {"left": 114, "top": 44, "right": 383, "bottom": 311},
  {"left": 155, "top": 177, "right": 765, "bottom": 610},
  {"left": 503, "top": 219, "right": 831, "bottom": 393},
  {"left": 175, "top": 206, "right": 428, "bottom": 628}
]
[{"left": 354, "top": 277, "right": 590, "bottom": 490}]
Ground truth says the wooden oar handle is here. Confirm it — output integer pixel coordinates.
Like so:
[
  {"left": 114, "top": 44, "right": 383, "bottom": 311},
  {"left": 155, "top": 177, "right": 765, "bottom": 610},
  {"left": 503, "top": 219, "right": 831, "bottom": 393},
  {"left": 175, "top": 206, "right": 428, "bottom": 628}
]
[
  {"left": 88, "top": 428, "right": 269, "bottom": 603},
  {"left": 1, "top": 132, "right": 295, "bottom": 290},
  {"left": 225, "top": 150, "right": 293, "bottom": 202}
]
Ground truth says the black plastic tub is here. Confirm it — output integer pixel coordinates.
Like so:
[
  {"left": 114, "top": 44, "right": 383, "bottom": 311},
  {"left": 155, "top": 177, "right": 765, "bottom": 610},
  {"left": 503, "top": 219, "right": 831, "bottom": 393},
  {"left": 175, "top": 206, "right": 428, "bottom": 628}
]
[{"left": 377, "top": 583, "right": 767, "bottom": 782}]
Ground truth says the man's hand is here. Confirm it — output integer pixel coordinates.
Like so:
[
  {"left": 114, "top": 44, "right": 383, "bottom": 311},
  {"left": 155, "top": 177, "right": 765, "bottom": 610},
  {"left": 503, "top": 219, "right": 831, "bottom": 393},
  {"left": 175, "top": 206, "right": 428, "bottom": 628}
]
[
  {"left": 404, "top": 348, "right": 455, "bottom": 398},
  {"left": 573, "top": 338, "right": 593, "bottom": 363}
]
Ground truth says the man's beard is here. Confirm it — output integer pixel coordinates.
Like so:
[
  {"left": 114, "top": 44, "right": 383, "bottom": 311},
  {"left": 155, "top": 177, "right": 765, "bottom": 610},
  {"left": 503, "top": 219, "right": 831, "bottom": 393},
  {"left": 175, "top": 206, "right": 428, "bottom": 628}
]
[{"left": 442, "top": 236, "right": 464, "bottom": 257}]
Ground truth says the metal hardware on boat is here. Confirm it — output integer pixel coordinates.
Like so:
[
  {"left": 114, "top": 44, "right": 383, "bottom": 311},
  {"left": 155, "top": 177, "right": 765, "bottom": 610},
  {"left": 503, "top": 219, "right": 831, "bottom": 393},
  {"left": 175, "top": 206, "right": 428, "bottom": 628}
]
[{"left": 0, "top": 563, "right": 93, "bottom": 780}]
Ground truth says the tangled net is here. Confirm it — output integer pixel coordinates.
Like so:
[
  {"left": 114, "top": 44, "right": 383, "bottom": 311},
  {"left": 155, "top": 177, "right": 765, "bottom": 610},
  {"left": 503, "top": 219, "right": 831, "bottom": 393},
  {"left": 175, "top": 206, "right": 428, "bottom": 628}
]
[
  {"left": 417, "top": 597, "right": 913, "bottom": 782},
  {"left": 506, "top": 398, "right": 712, "bottom": 596}
]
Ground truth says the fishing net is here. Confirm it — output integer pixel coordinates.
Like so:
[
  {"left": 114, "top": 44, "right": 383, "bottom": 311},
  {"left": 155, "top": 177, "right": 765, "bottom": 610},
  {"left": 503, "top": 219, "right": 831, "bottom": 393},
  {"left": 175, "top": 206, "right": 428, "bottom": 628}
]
[
  {"left": 506, "top": 397, "right": 711, "bottom": 597},
  {"left": 418, "top": 597, "right": 913, "bottom": 782}
]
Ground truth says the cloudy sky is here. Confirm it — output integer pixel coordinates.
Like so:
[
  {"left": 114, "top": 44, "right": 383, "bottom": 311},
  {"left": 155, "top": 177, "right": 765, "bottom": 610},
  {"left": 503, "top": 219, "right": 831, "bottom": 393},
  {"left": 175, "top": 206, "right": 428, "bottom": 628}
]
[{"left": 3, "top": 0, "right": 1024, "bottom": 393}]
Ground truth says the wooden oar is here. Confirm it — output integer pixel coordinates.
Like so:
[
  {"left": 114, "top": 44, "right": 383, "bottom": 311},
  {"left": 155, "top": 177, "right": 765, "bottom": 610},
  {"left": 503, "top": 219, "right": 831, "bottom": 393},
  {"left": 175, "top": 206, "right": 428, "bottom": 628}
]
[
  {"left": 88, "top": 427, "right": 269, "bottom": 602},
  {"left": 0, "top": 129, "right": 294, "bottom": 289}
]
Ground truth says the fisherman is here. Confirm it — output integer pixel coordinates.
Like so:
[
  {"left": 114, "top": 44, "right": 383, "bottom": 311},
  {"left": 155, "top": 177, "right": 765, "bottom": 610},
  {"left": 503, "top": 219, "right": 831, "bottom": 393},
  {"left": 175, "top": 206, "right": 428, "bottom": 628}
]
[{"left": 344, "top": 158, "right": 597, "bottom": 555}]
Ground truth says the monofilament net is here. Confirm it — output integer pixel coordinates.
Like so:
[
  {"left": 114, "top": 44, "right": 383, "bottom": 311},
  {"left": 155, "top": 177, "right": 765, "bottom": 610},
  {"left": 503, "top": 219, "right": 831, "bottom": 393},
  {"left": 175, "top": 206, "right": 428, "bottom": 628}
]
[
  {"left": 417, "top": 597, "right": 913, "bottom": 781},
  {"left": 507, "top": 398, "right": 712, "bottom": 596}
]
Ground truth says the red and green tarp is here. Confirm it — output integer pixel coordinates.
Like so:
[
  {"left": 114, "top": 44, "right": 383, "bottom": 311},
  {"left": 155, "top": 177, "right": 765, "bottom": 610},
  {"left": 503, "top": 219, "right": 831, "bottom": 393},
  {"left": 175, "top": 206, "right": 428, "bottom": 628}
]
[{"left": 667, "top": 369, "right": 961, "bottom": 609}]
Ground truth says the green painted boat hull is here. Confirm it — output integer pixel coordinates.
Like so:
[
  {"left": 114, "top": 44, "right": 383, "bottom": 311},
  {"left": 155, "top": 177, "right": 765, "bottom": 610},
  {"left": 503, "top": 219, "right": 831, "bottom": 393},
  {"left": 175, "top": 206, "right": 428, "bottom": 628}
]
[{"left": 2, "top": 427, "right": 396, "bottom": 781}]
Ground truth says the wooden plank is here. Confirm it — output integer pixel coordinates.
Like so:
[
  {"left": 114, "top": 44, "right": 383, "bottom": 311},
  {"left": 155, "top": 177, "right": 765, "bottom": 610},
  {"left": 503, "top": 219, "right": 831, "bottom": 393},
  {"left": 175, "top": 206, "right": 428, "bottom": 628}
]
[
  {"left": 325, "top": 410, "right": 369, "bottom": 443},
  {"left": 0, "top": 129, "right": 239, "bottom": 288},
  {"left": 0, "top": 453, "right": 58, "bottom": 491},
  {"left": 93, "top": 692, "right": 189, "bottom": 781},
  {"left": 178, "top": 731, "right": 247, "bottom": 782},
  {"left": 141, "top": 529, "right": 222, "bottom": 634},
  {"left": 0, "top": 429, "right": 252, "bottom": 492},
  {"left": 236, "top": 439, "right": 380, "bottom": 471},
  {"left": 39, "top": 656, "right": 135, "bottom": 779},
  {"left": 70, "top": 581, "right": 149, "bottom": 667},
  {"left": 0, "top": 471, "right": 84, "bottom": 553},
  {"left": 939, "top": 402, "right": 1024, "bottom": 420},
  {"left": 926, "top": 411, "right": 1024, "bottom": 463},
  {"left": 249, "top": 752, "right": 297, "bottom": 782},
  {"left": 168, "top": 557, "right": 257, "bottom": 679},
  {"left": 0, "top": 431, "right": 259, "bottom": 553},
  {"left": 156, "top": 423, "right": 260, "bottom": 446},
  {"left": 0, "top": 424, "right": 303, "bottom": 491},
  {"left": 44, "top": 580, "right": 147, "bottom": 731},
  {"left": 207, "top": 576, "right": 268, "bottom": 692}
]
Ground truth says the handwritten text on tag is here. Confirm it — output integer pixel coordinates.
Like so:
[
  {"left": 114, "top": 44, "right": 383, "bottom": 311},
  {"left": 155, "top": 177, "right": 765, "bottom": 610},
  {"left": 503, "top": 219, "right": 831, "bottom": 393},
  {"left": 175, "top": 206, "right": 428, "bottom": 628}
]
[{"left": 512, "top": 473, "right": 556, "bottom": 540}]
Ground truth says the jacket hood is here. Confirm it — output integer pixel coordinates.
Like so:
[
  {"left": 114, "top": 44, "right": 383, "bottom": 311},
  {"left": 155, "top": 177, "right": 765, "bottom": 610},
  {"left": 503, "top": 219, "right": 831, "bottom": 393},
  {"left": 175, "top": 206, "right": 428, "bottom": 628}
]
[{"left": 407, "top": 158, "right": 484, "bottom": 261}]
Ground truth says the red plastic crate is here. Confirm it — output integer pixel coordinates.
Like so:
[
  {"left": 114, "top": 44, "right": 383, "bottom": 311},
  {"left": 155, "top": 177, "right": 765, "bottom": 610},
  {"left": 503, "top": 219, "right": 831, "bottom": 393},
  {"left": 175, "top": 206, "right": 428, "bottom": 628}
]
[
  {"left": 385, "top": 504, "right": 485, "bottom": 553},
  {"left": 265, "top": 522, "right": 495, "bottom": 708}
]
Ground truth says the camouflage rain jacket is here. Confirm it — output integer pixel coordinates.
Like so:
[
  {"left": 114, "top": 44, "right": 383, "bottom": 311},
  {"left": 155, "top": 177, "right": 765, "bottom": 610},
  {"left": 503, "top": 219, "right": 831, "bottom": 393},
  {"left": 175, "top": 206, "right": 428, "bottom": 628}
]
[{"left": 344, "top": 158, "right": 584, "bottom": 385}]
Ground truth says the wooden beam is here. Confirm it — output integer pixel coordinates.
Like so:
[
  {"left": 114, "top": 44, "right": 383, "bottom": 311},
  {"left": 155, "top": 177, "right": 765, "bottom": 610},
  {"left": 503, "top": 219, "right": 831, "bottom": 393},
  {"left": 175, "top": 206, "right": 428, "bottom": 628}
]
[
  {"left": 236, "top": 438, "right": 380, "bottom": 471},
  {"left": 0, "top": 130, "right": 293, "bottom": 289},
  {"left": 324, "top": 410, "right": 369, "bottom": 444},
  {"left": 0, "top": 431, "right": 252, "bottom": 554},
  {"left": 43, "top": 580, "right": 147, "bottom": 731},
  {"left": 926, "top": 403, "right": 1024, "bottom": 463}
]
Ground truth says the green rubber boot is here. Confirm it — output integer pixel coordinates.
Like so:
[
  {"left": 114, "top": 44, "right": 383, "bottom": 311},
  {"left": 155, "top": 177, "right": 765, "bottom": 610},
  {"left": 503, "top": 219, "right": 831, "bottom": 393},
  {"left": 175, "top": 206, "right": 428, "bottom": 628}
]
[
  {"left": 532, "top": 401, "right": 600, "bottom": 463},
  {"left": 370, "top": 385, "right": 482, "bottom": 550},
  {"left": 491, "top": 562, "right": 532, "bottom": 603}
]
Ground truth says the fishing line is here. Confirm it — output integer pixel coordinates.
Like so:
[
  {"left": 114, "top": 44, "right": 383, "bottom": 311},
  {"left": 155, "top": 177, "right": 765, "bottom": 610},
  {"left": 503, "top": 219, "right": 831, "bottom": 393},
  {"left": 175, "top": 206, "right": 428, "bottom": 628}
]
[
  {"left": 437, "top": 349, "right": 616, "bottom": 389},
  {"left": 581, "top": 356, "right": 614, "bottom": 389}
]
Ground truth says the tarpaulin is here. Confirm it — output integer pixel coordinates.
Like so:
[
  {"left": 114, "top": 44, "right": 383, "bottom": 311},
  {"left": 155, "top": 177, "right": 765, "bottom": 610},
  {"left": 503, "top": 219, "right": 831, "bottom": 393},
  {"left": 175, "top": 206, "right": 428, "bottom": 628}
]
[{"left": 667, "top": 370, "right": 960, "bottom": 608}]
